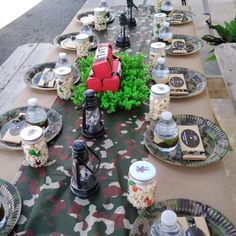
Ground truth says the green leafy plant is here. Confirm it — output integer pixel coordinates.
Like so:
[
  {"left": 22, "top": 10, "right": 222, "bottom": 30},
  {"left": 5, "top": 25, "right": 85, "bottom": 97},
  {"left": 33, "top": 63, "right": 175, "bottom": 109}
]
[
  {"left": 71, "top": 53, "right": 151, "bottom": 113},
  {"left": 71, "top": 55, "right": 94, "bottom": 105},
  {"left": 202, "top": 18, "right": 236, "bottom": 61}
]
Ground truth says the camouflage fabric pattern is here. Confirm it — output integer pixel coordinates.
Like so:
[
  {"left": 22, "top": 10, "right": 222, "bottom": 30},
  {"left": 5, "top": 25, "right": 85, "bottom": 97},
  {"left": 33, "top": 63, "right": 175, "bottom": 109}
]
[
  {"left": 94, "top": 5, "right": 154, "bottom": 55},
  {"left": 12, "top": 5, "right": 154, "bottom": 235},
  {"left": 12, "top": 99, "right": 149, "bottom": 235}
]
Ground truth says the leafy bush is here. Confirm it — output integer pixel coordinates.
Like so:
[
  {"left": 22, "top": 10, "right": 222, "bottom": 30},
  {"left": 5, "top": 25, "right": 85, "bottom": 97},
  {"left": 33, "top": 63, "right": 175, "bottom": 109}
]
[
  {"left": 71, "top": 53, "right": 151, "bottom": 113},
  {"left": 202, "top": 18, "right": 236, "bottom": 60}
]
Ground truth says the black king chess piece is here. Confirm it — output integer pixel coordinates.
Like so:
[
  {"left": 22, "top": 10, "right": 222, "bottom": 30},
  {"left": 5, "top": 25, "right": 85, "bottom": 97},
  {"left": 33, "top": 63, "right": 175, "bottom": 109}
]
[
  {"left": 70, "top": 140, "right": 101, "bottom": 199},
  {"left": 115, "top": 12, "right": 131, "bottom": 48}
]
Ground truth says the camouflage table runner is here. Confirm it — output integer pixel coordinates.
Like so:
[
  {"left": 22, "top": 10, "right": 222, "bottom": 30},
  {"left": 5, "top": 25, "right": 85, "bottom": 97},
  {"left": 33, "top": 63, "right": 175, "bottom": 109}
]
[
  {"left": 12, "top": 99, "right": 149, "bottom": 235},
  {"left": 12, "top": 6, "right": 154, "bottom": 235},
  {"left": 91, "top": 5, "right": 154, "bottom": 55}
]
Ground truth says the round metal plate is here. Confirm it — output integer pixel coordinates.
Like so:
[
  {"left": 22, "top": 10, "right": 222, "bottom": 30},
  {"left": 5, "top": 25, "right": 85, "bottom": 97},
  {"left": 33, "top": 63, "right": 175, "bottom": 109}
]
[
  {"left": 0, "top": 106, "right": 63, "bottom": 150},
  {"left": 0, "top": 179, "right": 21, "bottom": 235},
  {"left": 144, "top": 114, "right": 229, "bottom": 168},
  {"left": 130, "top": 198, "right": 236, "bottom": 236},
  {"left": 24, "top": 62, "right": 80, "bottom": 91}
]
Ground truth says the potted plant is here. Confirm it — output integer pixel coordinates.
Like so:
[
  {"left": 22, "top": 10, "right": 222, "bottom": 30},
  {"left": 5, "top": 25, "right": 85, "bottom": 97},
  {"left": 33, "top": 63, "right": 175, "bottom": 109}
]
[{"left": 202, "top": 18, "right": 236, "bottom": 60}]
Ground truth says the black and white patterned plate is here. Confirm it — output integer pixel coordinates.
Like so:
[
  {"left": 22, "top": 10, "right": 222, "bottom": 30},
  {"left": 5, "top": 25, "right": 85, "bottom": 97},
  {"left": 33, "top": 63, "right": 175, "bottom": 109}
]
[
  {"left": 130, "top": 199, "right": 236, "bottom": 236},
  {"left": 24, "top": 62, "right": 80, "bottom": 90},
  {"left": 0, "top": 106, "right": 62, "bottom": 150},
  {"left": 54, "top": 32, "right": 100, "bottom": 51},
  {"left": 0, "top": 178, "right": 21, "bottom": 235},
  {"left": 170, "top": 10, "right": 195, "bottom": 25},
  {"left": 166, "top": 34, "right": 203, "bottom": 55},
  {"left": 169, "top": 67, "right": 207, "bottom": 99},
  {"left": 75, "top": 11, "right": 115, "bottom": 25},
  {"left": 144, "top": 114, "right": 229, "bottom": 168}
]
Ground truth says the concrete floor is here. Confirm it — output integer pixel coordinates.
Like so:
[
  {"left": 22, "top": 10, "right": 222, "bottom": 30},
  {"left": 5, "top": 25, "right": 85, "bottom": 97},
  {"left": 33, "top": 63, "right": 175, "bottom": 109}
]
[
  {"left": 0, "top": 0, "right": 86, "bottom": 66},
  {"left": 0, "top": 0, "right": 43, "bottom": 29}
]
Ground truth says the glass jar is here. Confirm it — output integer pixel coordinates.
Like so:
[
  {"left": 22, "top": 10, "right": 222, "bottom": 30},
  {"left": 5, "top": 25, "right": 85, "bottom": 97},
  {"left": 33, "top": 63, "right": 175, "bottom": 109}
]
[
  {"left": 25, "top": 98, "right": 48, "bottom": 128},
  {"left": 149, "top": 84, "right": 170, "bottom": 120},
  {"left": 151, "top": 57, "right": 170, "bottom": 84},
  {"left": 20, "top": 126, "right": 49, "bottom": 168},
  {"left": 149, "top": 42, "right": 166, "bottom": 69},
  {"left": 75, "top": 33, "right": 90, "bottom": 58},
  {"left": 80, "top": 19, "right": 93, "bottom": 42},
  {"left": 153, "top": 111, "right": 179, "bottom": 152},
  {"left": 155, "top": 0, "right": 164, "bottom": 13},
  {"left": 127, "top": 161, "right": 157, "bottom": 209},
  {"left": 94, "top": 7, "right": 106, "bottom": 31},
  {"left": 150, "top": 210, "right": 185, "bottom": 236},
  {"left": 160, "top": 0, "right": 173, "bottom": 20},
  {"left": 158, "top": 21, "right": 173, "bottom": 49},
  {"left": 153, "top": 13, "right": 166, "bottom": 39},
  {"left": 54, "top": 66, "right": 73, "bottom": 100}
]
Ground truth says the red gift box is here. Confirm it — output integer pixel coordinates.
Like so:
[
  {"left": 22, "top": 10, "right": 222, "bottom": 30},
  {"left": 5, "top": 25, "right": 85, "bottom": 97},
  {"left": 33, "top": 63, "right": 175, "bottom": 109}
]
[
  {"left": 103, "top": 75, "right": 120, "bottom": 92},
  {"left": 87, "top": 43, "right": 122, "bottom": 93},
  {"left": 92, "top": 43, "right": 113, "bottom": 80},
  {"left": 86, "top": 76, "right": 102, "bottom": 93}
]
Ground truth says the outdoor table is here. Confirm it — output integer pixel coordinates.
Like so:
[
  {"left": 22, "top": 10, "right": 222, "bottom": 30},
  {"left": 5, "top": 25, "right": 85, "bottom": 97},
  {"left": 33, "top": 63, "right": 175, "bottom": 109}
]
[{"left": 0, "top": 3, "right": 235, "bottom": 235}]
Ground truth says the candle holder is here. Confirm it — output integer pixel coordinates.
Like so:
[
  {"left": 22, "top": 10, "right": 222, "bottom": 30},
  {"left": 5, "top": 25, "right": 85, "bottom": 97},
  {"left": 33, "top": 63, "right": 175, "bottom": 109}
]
[
  {"left": 70, "top": 140, "right": 101, "bottom": 199},
  {"left": 126, "top": 0, "right": 138, "bottom": 28},
  {"left": 115, "top": 12, "right": 131, "bottom": 48},
  {"left": 82, "top": 89, "right": 105, "bottom": 139}
]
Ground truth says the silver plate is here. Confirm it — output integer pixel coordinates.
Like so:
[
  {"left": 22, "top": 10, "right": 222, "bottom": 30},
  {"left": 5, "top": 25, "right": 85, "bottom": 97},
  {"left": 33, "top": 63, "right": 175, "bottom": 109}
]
[
  {"left": 0, "top": 179, "right": 21, "bottom": 235},
  {"left": 75, "top": 11, "right": 115, "bottom": 25},
  {"left": 144, "top": 114, "right": 229, "bottom": 168},
  {"left": 54, "top": 32, "right": 100, "bottom": 51},
  {"left": 166, "top": 34, "right": 203, "bottom": 56},
  {"left": 130, "top": 199, "right": 236, "bottom": 236},
  {"left": 169, "top": 67, "right": 207, "bottom": 99},
  {"left": 170, "top": 10, "right": 195, "bottom": 25},
  {"left": 0, "top": 106, "right": 62, "bottom": 150},
  {"left": 24, "top": 62, "right": 80, "bottom": 91}
]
